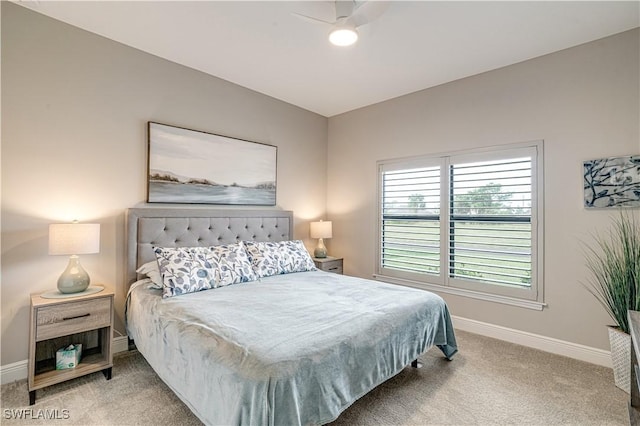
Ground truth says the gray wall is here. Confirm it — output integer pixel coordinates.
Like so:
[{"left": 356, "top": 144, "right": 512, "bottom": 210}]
[
  {"left": 1, "top": 3, "right": 328, "bottom": 365},
  {"left": 327, "top": 28, "right": 640, "bottom": 351}
]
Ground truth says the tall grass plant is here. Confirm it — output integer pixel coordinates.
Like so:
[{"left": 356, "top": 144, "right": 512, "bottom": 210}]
[{"left": 585, "top": 211, "right": 640, "bottom": 334}]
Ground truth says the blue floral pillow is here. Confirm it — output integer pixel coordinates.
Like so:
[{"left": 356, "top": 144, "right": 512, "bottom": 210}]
[
  {"left": 154, "top": 243, "right": 257, "bottom": 298},
  {"left": 244, "top": 240, "right": 316, "bottom": 278},
  {"left": 209, "top": 242, "right": 257, "bottom": 287},
  {"left": 153, "top": 246, "right": 218, "bottom": 298}
]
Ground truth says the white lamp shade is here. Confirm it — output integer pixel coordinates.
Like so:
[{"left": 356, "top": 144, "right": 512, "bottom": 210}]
[
  {"left": 310, "top": 221, "right": 333, "bottom": 239},
  {"left": 49, "top": 223, "right": 100, "bottom": 255}
]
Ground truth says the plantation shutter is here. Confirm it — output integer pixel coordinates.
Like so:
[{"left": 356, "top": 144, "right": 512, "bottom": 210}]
[
  {"left": 448, "top": 152, "right": 533, "bottom": 288},
  {"left": 376, "top": 142, "right": 542, "bottom": 307},
  {"left": 380, "top": 163, "right": 442, "bottom": 279}
]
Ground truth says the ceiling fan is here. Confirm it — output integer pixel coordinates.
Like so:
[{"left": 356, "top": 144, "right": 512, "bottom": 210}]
[{"left": 293, "top": 1, "right": 390, "bottom": 46}]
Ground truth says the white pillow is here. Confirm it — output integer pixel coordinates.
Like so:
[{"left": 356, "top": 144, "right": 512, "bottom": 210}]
[{"left": 136, "top": 261, "right": 162, "bottom": 289}]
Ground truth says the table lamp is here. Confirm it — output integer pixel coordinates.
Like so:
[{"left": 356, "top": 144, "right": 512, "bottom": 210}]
[
  {"left": 49, "top": 223, "right": 100, "bottom": 294},
  {"left": 310, "top": 220, "right": 332, "bottom": 258}
]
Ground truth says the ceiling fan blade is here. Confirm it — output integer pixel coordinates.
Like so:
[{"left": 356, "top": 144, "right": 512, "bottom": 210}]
[
  {"left": 347, "top": 1, "right": 390, "bottom": 27},
  {"left": 292, "top": 12, "right": 335, "bottom": 26}
]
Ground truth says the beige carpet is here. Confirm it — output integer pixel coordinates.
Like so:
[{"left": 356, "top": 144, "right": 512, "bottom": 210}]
[{"left": 1, "top": 330, "right": 627, "bottom": 425}]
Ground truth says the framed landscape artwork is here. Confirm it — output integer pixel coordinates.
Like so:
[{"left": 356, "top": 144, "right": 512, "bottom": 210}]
[
  {"left": 584, "top": 154, "right": 640, "bottom": 208},
  {"left": 147, "top": 122, "right": 277, "bottom": 205}
]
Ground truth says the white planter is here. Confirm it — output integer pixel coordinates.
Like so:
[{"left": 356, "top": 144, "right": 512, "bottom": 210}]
[{"left": 608, "top": 326, "right": 630, "bottom": 394}]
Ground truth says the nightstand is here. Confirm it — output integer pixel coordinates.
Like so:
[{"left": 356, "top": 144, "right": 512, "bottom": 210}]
[
  {"left": 313, "top": 256, "right": 343, "bottom": 275},
  {"left": 28, "top": 288, "right": 114, "bottom": 405}
]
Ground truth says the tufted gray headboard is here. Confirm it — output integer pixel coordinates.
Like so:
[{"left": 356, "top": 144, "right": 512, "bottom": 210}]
[{"left": 125, "top": 207, "right": 293, "bottom": 289}]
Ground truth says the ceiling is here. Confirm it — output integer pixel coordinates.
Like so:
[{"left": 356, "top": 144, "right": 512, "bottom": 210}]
[{"left": 13, "top": 1, "right": 640, "bottom": 117}]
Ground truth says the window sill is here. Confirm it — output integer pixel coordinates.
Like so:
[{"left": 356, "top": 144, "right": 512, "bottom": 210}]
[{"left": 373, "top": 274, "right": 546, "bottom": 311}]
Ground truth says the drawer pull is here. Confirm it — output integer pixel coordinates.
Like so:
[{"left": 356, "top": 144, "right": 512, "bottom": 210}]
[
  {"left": 62, "top": 313, "right": 90, "bottom": 321},
  {"left": 329, "top": 267, "right": 338, "bottom": 271}
]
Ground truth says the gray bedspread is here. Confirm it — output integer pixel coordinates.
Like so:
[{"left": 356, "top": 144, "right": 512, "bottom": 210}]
[{"left": 126, "top": 270, "right": 457, "bottom": 425}]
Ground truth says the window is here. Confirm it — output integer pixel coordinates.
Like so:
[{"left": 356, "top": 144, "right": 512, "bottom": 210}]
[{"left": 376, "top": 142, "right": 544, "bottom": 310}]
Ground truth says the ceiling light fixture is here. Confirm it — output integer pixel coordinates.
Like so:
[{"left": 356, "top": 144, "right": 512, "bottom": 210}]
[{"left": 329, "top": 25, "right": 358, "bottom": 47}]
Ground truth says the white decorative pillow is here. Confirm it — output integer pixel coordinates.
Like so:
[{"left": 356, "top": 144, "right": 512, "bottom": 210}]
[
  {"left": 136, "top": 260, "right": 162, "bottom": 289},
  {"left": 153, "top": 246, "right": 218, "bottom": 298},
  {"left": 244, "top": 240, "right": 316, "bottom": 278},
  {"left": 208, "top": 242, "right": 257, "bottom": 287}
]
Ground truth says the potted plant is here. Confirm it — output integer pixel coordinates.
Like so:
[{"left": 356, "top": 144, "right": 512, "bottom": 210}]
[{"left": 584, "top": 210, "right": 640, "bottom": 393}]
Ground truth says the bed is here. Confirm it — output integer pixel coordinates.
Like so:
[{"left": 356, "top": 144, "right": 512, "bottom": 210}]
[{"left": 125, "top": 207, "right": 457, "bottom": 425}]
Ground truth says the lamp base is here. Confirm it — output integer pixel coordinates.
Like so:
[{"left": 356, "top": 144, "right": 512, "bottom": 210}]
[
  {"left": 314, "top": 238, "right": 328, "bottom": 258},
  {"left": 57, "top": 255, "right": 90, "bottom": 294}
]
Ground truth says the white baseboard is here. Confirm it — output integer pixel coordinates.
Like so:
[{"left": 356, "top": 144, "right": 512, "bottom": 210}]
[
  {"left": 452, "top": 315, "right": 612, "bottom": 368},
  {"left": 1, "top": 336, "right": 130, "bottom": 385},
  {"left": 112, "top": 335, "right": 129, "bottom": 354},
  {"left": 1, "top": 360, "right": 28, "bottom": 385}
]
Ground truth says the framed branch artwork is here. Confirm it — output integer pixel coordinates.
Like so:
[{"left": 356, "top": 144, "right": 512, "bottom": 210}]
[
  {"left": 147, "top": 122, "right": 277, "bottom": 205},
  {"left": 584, "top": 155, "right": 640, "bottom": 208}
]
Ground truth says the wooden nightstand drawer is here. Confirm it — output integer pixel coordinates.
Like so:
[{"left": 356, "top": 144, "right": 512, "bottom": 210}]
[
  {"left": 313, "top": 257, "right": 344, "bottom": 274},
  {"left": 36, "top": 297, "right": 112, "bottom": 341},
  {"left": 320, "top": 260, "right": 343, "bottom": 274}
]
